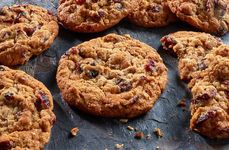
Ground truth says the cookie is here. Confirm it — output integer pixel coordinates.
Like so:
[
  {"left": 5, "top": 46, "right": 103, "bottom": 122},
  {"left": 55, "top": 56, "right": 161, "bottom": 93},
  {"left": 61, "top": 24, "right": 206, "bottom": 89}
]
[
  {"left": 0, "top": 65, "right": 56, "bottom": 149},
  {"left": 161, "top": 31, "right": 222, "bottom": 81},
  {"left": 128, "top": 0, "right": 177, "bottom": 28},
  {"left": 57, "top": 0, "right": 135, "bottom": 33},
  {"left": 56, "top": 34, "right": 168, "bottom": 118},
  {"left": 161, "top": 31, "right": 229, "bottom": 138},
  {"left": 0, "top": 4, "right": 59, "bottom": 66},
  {"left": 168, "top": 0, "right": 229, "bottom": 35}
]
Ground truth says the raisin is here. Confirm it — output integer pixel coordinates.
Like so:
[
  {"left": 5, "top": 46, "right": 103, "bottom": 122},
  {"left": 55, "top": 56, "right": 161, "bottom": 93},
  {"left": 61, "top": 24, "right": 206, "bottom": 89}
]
[
  {"left": 161, "top": 36, "right": 177, "bottom": 50},
  {"left": 86, "top": 70, "right": 99, "bottom": 78},
  {"left": 0, "top": 66, "right": 5, "bottom": 71},
  {"left": 118, "top": 81, "right": 132, "bottom": 92},
  {"left": 23, "top": 27, "right": 36, "bottom": 36},
  {"left": 148, "top": 5, "right": 161, "bottom": 12},
  {"left": 98, "top": 10, "right": 105, "bottom": 18},
  {"left": 36, "top": 91, "right": 50, "bottom": 111},
  {"left": 75, "top": 63, "right": 82, "bottom": 73},
  {"left": 0, "top": 141, "right": 12, "bottom": 150},
  {"left": 92, "top": 13, "right": 101, "bottom": 22},
  {"left": 144, "top": 59, "right": 156, "bottom": 72},
  {"left": 196, "top": 110, "right": 217, "bottom": 127},
  {"left": 198, "top": 62, "right": 207, "bottom": 71},
  {"left": 75, "top": 0, "right": 86, "bottom": 5},
  {"left": 4, "top": 92, "right": 14, "bottom": 101}
]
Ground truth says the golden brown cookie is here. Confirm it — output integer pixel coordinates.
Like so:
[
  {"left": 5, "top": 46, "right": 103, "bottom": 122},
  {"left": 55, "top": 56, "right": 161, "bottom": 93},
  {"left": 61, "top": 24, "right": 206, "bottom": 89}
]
[
  {"left": 161, "top": 31, "right": 229, "bottom": 138},
  {"left": 128, "top": 0, "right": 177, "bottom": 28},
  {"left": 168, "top": 0, "right": 229, "bottom": 35},
  {"left": 57, "top": 0, "right": 135, "bottom": 33},
  {"left": 56, "top": 34, "right": 168, "bottom": 118},
  {"left": 0, "top": 4, "right": 59, "bottom": 66},
  {"left": 0, "top": 65, "right": 56, "bottom": 149}
]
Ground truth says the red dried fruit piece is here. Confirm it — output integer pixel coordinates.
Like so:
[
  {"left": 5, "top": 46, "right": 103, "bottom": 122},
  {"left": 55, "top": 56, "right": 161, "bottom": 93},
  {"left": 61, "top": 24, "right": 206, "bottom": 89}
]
[
  {"left": 75, "top": 0, "right": 86, "bottom": 5},
  {"left": 195, "top": 110, "right": 217, "bottom": 127},
  {"left": 144, "top": 59, "right": 156, "bottom": 72},
  {"left": 161, "top": 36, "right": 177, "bottom": 50},
  {"left": 134, "top": 132, "right": 144, "bottom": 139},
  {"left": 36, "top": 91, "right": 50, "bottom": 110},
  {"left": 23, "top": 27, "right": 36, "bottom": 36},
  {"left": 4, "top": 92, "right": 14, "bottom": 101},
  {"left": 192, "top": 90, "right": 216, "bottom": 104},
  {"left": 222, "top": 80, "right": 229, "bottom": 85},
  {"left": 0, "top": 140, "right": 12, "bottom": 150},
  {"left": 115, "top": 78, "right": 132, "bottom": 92}
]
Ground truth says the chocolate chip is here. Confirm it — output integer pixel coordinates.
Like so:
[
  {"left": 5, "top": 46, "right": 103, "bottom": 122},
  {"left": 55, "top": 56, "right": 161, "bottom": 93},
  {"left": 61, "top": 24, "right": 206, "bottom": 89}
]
[
  {"left": 0, "top": 66, "right": 5, "bottom": 71},
  {"left": 0, "top": 141, "right": 12, "bottom": 150},
  {"left": 86, "top": 70, "right": 99, "bottom": 78},
  {"left": 36, "top": 91, "right": 50, "bottom": 111},
  {"left": 75, "top": 0, "right": 86, "bottom": 5},
  {"left": 144, "top": 59, "right": 156, "bottom": 72},
  {"left": 196, "top": 110, "right": 217, "bottom": 127},
  {"left": 4, "top": 92, "right": 14, "bottom": 101}
]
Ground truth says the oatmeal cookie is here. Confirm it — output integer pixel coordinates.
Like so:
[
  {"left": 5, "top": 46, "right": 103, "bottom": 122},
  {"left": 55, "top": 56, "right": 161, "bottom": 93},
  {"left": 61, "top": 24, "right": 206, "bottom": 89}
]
[
  {"left": 128, "top": 0, "right": 177, "bottom": 28},
  {"left": 56, "top": 34, "right": 168, "bottom": 118},
  {"left": 0, "top": 4, "right": 59, "bottom": 66},
  {"left": 0, "top": 65, "right": 56, "bottom": 149},
  {"left": 57, "top": 0, "right": 135, "bottom": 33},
  {"left": 168, "top": 0, "right": 229, "bottom": 35}
]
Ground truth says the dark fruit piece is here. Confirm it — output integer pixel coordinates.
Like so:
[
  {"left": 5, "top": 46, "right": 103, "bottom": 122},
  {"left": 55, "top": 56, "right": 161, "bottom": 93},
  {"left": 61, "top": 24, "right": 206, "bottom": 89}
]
[
  {"left": 75, "top": 0, "right": 86, "bottom": 5},
  {"left": 161, "top": 36, "right": 177, "bottom": 50},
  {"left": 191, "top": 91, "right": 216, "bottom": 104},
  {"left": 144, "top": 59, "right": 156, "bottom": 72},
  {"left": 4, "top": 92, "right": 14, "bottom": 101},
  {"left": 86, "top": 70, "right": 99, "bottom": 78},
  {"left": 148, "top": 5, "right": 161, "bottom": 12},
  {"left": 0, "top": 66, "right": 5, "bottom": 71},
  {"left": 198, "top": 62, "right": 207, "bottom": 71},
  {"left": 23, "top": 27, "right": 36, "bottom": 36},
  {"left": 36, "top": 91, "right": 50, "bottom": 111},
  {"left": 115, "top": 78, "right": 132, "bottom": 92},
  {"left": 195, "top": 110, "right": 217, "bottom": 127},
  {"left": 0, "top": 140, "right": 12, "bottom": 150}
]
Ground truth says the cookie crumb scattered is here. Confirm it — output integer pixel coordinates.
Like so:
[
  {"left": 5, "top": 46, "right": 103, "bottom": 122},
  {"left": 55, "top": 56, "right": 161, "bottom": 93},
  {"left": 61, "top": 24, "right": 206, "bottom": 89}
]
[
  {"left": 134, "top": 132, "right": 144, "bottom": 139},
  {"left": 71, "top": 127, "right": 79, "bottom": 136},
  {"left": 127, "top": 126, "right": 134, "bottom": 131},
  {"left": 177, "top": 99, "right": 186, "bottom": 107},
  {"left": 154, "top": 128, "right": 163, "bottom": 138},
  {"left": 119, "top": 119, "right": 128, "bottom": 123},
  {"left": 115, "top": 144, "right": 124, "bottom": 149},
  {"left": 146, "top": 134, "right": 152, "bottom": 140},
  {"left": 156, "top": 146, "right": 160, "bottom": 150}
]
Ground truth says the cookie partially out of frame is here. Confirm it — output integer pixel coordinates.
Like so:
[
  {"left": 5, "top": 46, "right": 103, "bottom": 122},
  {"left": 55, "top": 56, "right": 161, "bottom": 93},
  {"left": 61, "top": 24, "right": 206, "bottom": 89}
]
[
  {"left": 57, "top": 0, "right": 136, "bottom": 33},
  {"left": 57, "top": 34, "right": 168, "bottom": 118},
  {"left": 161, "top": 31, "right": 229, "bottom": 138},
  {"left": 168, "top": 0, "right": 229, "bottom": 35},
  {"left": 0, "top": 65, "right": 56, "bottom": 149},
  {"left": 128, "top": 0, "right": 177, "bottom": 28},
  {"left": 0, "top": 4, "right": 59, "bottom": 66}
]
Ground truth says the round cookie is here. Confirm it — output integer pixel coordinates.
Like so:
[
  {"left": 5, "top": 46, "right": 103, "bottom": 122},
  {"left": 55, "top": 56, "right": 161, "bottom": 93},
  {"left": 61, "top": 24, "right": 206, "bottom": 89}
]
[
  {"left": 0, "top": 4, "right": 59, "bottom": 66},
  {"left": 168, "top": 0, "right": 229, "bottom": 35},
  {"left": 128, "top": 0, "right": 177, "bottom": 28},
  {"left": 0, "top": 65, "right": 56, "bottom": 149},
  {"left": 57, "top": 0, "right": 135, "bottom": 33},
  {"left": 56, "top": 34, "right": 168, "bottom": 118},
  {"left": 161, "top": 31, "right": 223, "bottom": 81}
]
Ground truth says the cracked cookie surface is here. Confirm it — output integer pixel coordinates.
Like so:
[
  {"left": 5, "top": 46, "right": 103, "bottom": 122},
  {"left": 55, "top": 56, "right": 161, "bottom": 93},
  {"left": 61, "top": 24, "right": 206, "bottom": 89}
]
[
  {"left": 0, "top": 66, "right": 56, "bottom": 149},
  {"left": 128, "top": 0, "right": 177, "bottom": 28},
  {"left": 57, "top": 0, "right": 135, "bottom": 33},
  {"left": 161, "top": 31, "right": 229, "bottom": 138},
  {"left": 0, "top": 4, "right": 59, "bottom": 66},
  {"left": 56, "top": 34, "right": 168, "bottom": 118},
  {"left": 168, "top": 0, "right": 229, "bottom": 35}
]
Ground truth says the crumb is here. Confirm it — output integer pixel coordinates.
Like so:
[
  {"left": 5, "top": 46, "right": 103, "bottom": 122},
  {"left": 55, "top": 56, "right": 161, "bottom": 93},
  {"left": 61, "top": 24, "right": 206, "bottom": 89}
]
[
  {"left": 154, "top": 128, "right": 163, "bottom": 138},
  {"left": 177, "top": 99, "right": 186, "bottom": 107},
  {"left": 134, "top": 127, "right": 139, "bottom": 131},
  {"left": 156, "top": 146, "right": 160, "bottom": 150},
  {"left": 119, "top": 119, "right": 128, "bottom": 123},
  {"left": 134, "top": 132, "right": 144, "bottom": 139},
  {"left": 115, "top": 144, "right": 124, "bottom": 149},
  {"left": 146, "top": 134, "right": 151, "bottom": 140},
  {"left": 127, "top": 126, "right": 134, "bottom": 131},
  {"left": 71, "top": 127, "right": 79, "bottom": 136}
]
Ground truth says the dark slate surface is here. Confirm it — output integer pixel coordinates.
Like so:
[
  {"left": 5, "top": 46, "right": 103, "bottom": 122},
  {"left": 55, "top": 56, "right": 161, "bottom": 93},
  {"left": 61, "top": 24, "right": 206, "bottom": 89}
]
[{"left": 1, "top": 0, "right": 229, "bottom": 150}]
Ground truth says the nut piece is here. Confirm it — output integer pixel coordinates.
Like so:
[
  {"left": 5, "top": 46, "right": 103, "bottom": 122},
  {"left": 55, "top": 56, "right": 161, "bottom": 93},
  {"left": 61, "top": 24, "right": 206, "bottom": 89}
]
[
  {"left": 71, "top": 127, "right": 79, "bottom": 136},
  {"left": 154, "top": 128, "right": 163, "bottom": 138},
  {"left": 115, "top": 143, "right": 124, "bottom": 149},
  {"left": 127, "top": 126, "right": 134, "bottom": 131},
  {"left": 134, "top": 132, "right": 144, "bottom": 139},
  {"left": 119, "top": 119, "right": 128, "bottom": 123}
]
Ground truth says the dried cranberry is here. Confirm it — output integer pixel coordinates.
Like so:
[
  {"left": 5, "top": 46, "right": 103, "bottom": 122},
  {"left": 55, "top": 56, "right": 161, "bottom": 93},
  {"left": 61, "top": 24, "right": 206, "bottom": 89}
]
[
  {"left": 0, "top": 66, "right": 5, "bottom": 71},
  {"left": 0, "top": 141, "right": 12, "bottom": 150},
  {"left": 86, "top": 70, "right": 99, "bottom": 78},
  {"left": 191, "top": 92, "right": 215, "bottom": 104},
  {"left": 118, "top": 81, "right": 132, "bottom": 92},
  {"left": 196, "top": 110, "right": 217, "bottom": 127},
  {"left": 4, "top": 92, "right": 14, "bottom": 101},
  {"left": 161, "top": 36, "right": 177, "bottom": 50},
  {"left": 144, "top": 59, "right": 156, "bottom": 72},
  {"left": 36, "top": 91, "right": 50, "bottom": 111},
  {"left": 23, "top": 27, "right": 36, "bottom": 36},
  {"left": 75, "top": 0, "right": 86, "bottom": 5}
]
